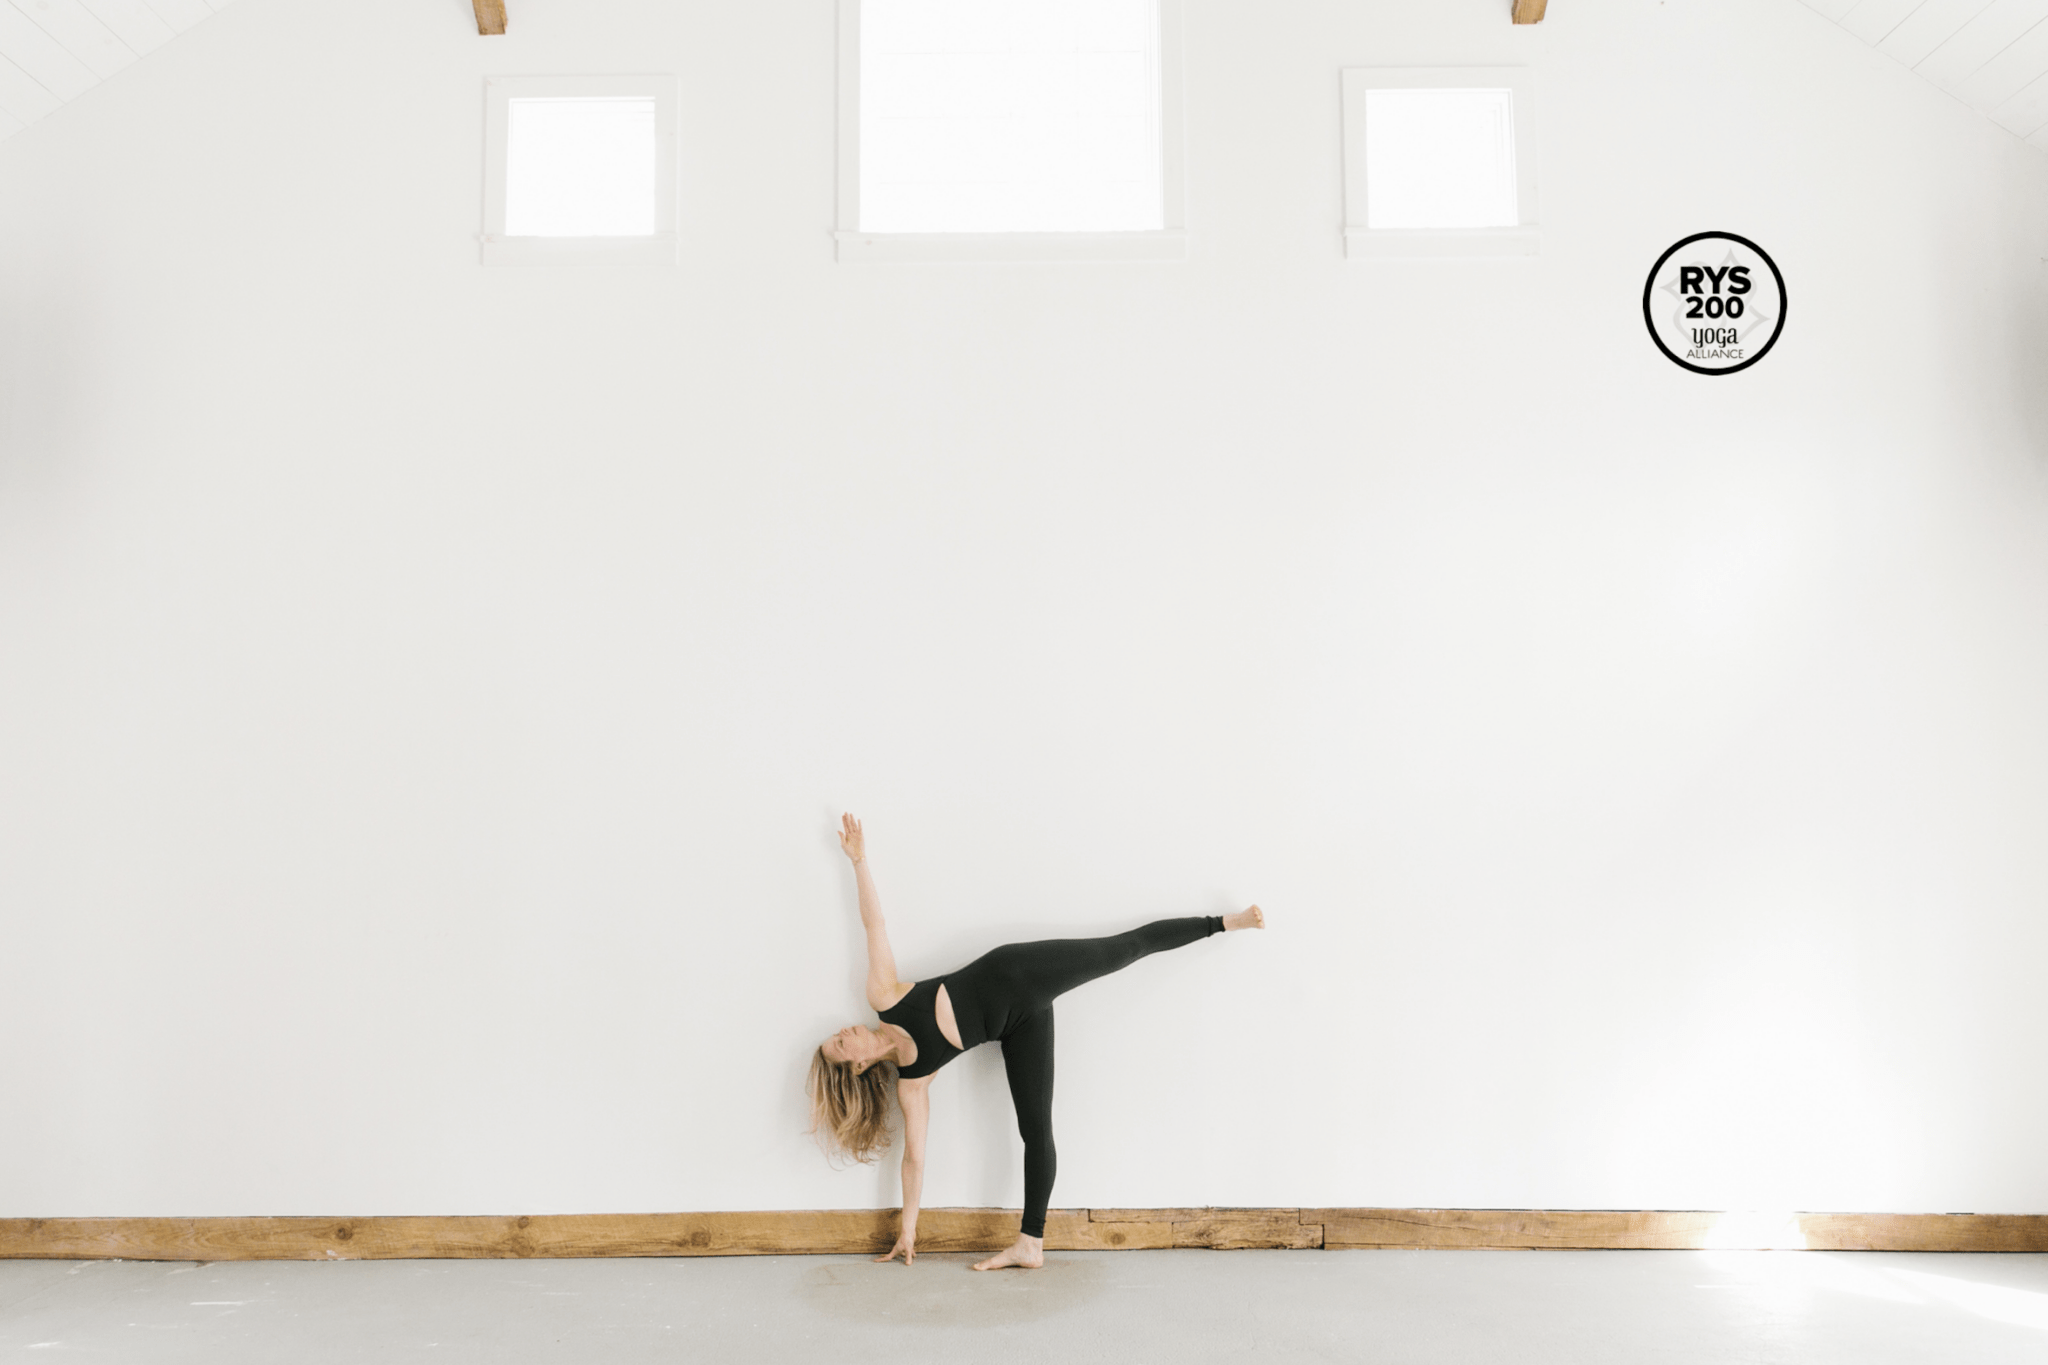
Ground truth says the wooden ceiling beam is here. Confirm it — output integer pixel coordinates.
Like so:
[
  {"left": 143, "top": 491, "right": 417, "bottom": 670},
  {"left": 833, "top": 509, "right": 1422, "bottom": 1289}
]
[
  {"left": 473, "top": 1, "right": 507, "bottom": 36},
  {"left": 1512, "top": 0, "right": 1547, "bottom": 22}
]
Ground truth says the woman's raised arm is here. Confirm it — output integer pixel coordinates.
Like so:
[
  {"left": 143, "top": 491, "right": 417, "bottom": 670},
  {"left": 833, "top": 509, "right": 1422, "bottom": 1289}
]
[{"left": 840, "top": 814, "right": 904, "bottom": 1011}]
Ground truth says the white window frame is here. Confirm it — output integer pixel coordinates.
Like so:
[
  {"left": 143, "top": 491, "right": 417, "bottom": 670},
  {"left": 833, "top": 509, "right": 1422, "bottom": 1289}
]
[
  {"left": 480, "top": 75, "right": 679, "bottom": 267},
  {"left": 834, "top": 0, "right": 1188, "bottom": 263},
  {"left": 1342, "top": 67, "right": 1539, "bottom": 259}
]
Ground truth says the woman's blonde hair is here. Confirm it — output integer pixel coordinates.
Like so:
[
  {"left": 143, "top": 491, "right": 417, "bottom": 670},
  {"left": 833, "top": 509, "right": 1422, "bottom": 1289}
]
[{"left": 806, "top": 1048, "right": 896, "bottom": 1164}]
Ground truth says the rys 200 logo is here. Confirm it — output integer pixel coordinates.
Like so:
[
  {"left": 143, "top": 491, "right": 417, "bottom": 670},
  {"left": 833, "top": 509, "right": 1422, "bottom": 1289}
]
[{"left": 1642, "top": 232, "right": 1787, "bottom": 375}]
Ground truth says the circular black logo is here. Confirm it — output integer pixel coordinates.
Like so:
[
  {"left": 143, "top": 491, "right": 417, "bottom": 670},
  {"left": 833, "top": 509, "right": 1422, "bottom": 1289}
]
[{"left": 1643, "top": 232, "right": 1787, "bottom": 375}]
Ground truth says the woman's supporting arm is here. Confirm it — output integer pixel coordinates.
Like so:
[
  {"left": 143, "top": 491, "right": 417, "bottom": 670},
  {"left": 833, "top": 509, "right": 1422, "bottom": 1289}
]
[
  {"left": 876, "top": 1076, "right": 930, "bottom": 1265},
  {"left": 840, "top": 814, "right": 903, "bottom": 1011}
]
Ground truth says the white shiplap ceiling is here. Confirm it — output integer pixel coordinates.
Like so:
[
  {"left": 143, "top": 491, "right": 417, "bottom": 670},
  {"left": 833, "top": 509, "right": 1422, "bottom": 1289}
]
[
  {"left": 1804, "top": 0, "right": 2048, "bottom": 150},
  {"left": 0, "top": 0, "right": 231, "bottom": 143}
]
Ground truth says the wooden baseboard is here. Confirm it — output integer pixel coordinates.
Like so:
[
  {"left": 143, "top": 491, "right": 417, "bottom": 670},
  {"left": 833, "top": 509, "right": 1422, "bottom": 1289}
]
[
  {"left": 3, "top": 1209, "right": 2043, "bottom": 1261},
  {"left": 1310, "top": 1209, "right": 2048, "bottom": 1252}
]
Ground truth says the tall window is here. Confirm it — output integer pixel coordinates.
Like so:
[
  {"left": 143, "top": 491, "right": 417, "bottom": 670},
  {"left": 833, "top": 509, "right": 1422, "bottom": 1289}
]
[{"left": 838, "top": 0, "right": 1187, "bottom": 260}]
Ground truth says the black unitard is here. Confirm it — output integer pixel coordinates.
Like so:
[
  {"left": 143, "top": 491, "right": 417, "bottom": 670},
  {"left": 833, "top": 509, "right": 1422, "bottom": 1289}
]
[{"left": 878, "top": 916, "right": 1224, "bottom": 1238}]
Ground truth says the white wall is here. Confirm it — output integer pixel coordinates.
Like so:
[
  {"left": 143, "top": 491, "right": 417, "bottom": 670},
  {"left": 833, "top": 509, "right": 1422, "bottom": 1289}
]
[{"left": 3, "top": 0, "right": 2047, "bottom": 1219}]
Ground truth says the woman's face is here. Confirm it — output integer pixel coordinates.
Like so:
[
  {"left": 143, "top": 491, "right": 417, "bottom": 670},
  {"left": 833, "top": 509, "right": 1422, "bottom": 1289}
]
[{"left": 821, "top": 1024, "right": 876, "bottom": 1065}]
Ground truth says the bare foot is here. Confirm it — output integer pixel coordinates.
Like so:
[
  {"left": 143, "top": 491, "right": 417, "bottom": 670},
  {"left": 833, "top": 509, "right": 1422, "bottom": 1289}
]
[
  {"left": 971, "top": 1234, "right": 1045, "bottom": 1271},
  {"left": 1223, "top": 904, "right": 1265, "bottom": 932}
]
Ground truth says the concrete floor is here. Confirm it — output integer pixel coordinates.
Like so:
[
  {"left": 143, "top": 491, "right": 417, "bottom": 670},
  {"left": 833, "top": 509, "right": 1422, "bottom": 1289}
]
[{"left": 4, "top": 1250, "right": 2047, "bottom": 1363}]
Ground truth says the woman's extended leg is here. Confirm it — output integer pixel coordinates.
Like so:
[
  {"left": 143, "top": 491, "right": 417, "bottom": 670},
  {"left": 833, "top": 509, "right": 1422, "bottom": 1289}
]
[
  {"left": 972, "top": 1006, "right": 1057, "bottom": 1272},
  {"left": 992, "top": 916, "right": 1224, "bottom": 1018}
]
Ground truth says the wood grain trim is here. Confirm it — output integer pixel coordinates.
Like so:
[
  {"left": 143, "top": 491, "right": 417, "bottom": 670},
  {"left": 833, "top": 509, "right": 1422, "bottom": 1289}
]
[
  {"left": 1512, "top": 0, "right": 1548, "bottom": 22},
  {"left": 5, "top": 1209, "right": 2042, "bottom": 1260},
  {"left": 0, "top": 1211, "right": 1180, "bottom": 1261},
  {"left": 1315, "top": 1208, "right": 1717, "bottom": 1249},
  {"left": 1309, "top": 1209, "right": 2048, "bottom": 1252},
  {"left": 1796, "top": 1214, "right": 2048, "bottom": 1253},
  {"left": 1174, "top": 1210, "right": 1323, "bottom": 1250},
  {"left": 472, "top": 1, "right": 507, "bottom": 36},
  {"left": 1053, "top": 1213, "right": 1175, "bottom": 1251}
]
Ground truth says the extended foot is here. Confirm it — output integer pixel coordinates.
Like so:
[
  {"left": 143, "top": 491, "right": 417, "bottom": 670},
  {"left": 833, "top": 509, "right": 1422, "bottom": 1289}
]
[
  {"left": 971, "top": 1234, "right": 1045, "bottom": 1271},
  {"left": 1223, "top": 905, "right": 1265, "bottom": 932}
]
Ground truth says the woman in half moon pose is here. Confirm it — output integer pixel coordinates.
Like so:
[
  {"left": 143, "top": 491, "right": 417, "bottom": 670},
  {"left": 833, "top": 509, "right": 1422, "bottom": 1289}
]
[{"left": 809, "top": 814, "right": 1264, "bottom": 1272}]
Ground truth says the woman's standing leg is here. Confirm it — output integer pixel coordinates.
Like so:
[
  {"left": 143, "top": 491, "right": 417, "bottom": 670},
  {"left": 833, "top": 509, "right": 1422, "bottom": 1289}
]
[
  {"left": 974, "top": 1006, "right": 1056, "bottom": 1271},
  {"left": 1005, "top": 1009, "right": 1057, "bottom": 1234}
]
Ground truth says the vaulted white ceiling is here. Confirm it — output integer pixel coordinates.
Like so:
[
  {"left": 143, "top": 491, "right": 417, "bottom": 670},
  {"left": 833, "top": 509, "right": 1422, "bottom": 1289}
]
[
  {"left": 1804, "top": 0, "right": 2048, "bottom": 150},
  {"left": 0, "top": 0, "right": 230, "bottom": 142},
  {"left": 8, "top": 3, "right": 2048, "bottom": 156}
]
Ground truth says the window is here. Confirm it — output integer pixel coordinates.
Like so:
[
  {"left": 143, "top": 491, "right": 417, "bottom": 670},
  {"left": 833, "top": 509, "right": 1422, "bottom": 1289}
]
[
  {"left": 836, "top": 0, "right": 1187, "bottom": 261},
  {"left": 482, "top": 76, "right": 678, "bottom": 265},
  {"left": 506, "top": 98, "right": 658, "bottom": 236},
  {"left": 1342, "top": 68, "right": 1538, "bottom": 258}
]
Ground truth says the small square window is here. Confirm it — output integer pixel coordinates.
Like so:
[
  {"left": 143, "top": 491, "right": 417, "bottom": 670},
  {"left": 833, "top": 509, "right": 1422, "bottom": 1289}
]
[
  {"left": 836, "top": 0, "right": 1188, "bottom": 261},
  {"left": 482, "top": 76, "right": 677, "bottom": 265},
  {"left": 1343, "top": 68, "right": 1538, "bottom": 258},
  {"left": 506, "top": 97, "right": 659, "bottom": 237},
  {"left": 1362, "top": 89, "right": 1518, "bottom": 230}
]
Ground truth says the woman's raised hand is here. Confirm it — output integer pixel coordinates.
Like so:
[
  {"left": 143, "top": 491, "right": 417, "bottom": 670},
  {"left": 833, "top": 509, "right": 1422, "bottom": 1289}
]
[{"left": 838, "top": 813, "right": 866, "bottom": 865}]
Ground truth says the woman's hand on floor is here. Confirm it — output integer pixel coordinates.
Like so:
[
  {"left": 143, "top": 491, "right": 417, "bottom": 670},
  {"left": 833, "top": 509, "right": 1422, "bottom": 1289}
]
[{"left": 874, "top": 1231, "right": 915, "bottom": 1266}]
